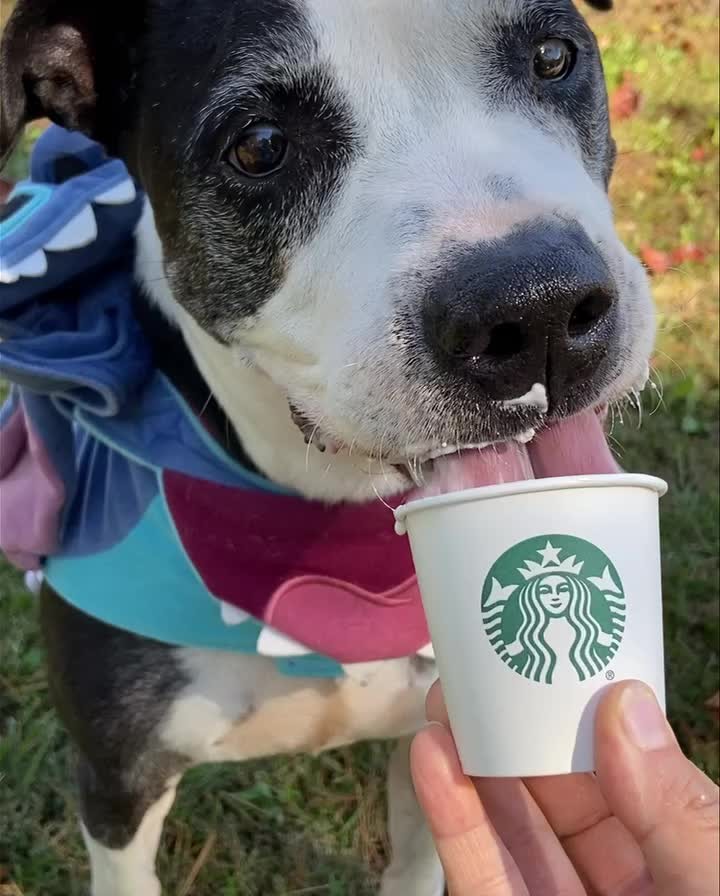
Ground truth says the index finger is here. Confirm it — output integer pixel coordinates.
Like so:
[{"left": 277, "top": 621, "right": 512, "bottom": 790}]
[{"left": 411, "top": 723, "right": 530, "bottom": 896}]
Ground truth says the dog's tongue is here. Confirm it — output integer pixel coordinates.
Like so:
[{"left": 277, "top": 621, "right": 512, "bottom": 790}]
[
  {"left": 417, "top": 409, "right": 619, "bottom": 499},
  {"left": 527, "top": 410, "right": 619, "bottom": 478}
]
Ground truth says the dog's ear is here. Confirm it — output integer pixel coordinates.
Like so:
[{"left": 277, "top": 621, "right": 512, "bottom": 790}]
[
  {"left": 0, "top": 0, "right": 145, "bottom": 166},
  {"left": 584, "top": 0, "right": 613, "bottom": 9}
]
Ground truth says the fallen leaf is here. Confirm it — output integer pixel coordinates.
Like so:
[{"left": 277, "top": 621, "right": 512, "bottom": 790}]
[
  {"left": 640, "top": 245, "right": 672, "bottom": 275},
  {"left": 610, "top": 73, "right": 642, "bottom": 121},
  {"left": 691, "top": 145, "right": 711, "bottom": 162},
  {"left": 671, "top": 243, "right": 707, "bottom": 265}
]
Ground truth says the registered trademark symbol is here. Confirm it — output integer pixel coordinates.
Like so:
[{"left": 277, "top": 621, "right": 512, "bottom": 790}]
[{"left": 606, "top": 670, "right": 616, "bottom": 681}]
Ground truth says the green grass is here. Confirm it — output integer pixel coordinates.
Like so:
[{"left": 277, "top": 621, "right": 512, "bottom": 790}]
[{"left": 1, "top": 2, "right": 718, "bottom": 893}]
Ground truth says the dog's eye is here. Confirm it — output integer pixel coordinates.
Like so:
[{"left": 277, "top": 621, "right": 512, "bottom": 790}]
[
  {"left": 533, "top": 38, "right": 576, "bottom": 81},
  {"left": 229, "top": 123, "right": 289, "bottom": 178}
]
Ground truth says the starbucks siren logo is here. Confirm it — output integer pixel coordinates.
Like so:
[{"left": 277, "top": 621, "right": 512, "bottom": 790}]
[{"left": 481, "top": 535, "right": 626, "bottom": 685}]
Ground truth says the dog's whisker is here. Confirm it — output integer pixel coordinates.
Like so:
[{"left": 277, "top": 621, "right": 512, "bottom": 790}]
[
  {"left": 347, "top": 435, "right": 359, "bottom": 459},
  {"left": 198, "top": 390, "right": 215, "bottom": 420},
  {"left": 652, "top": 347, "right": 687, "bottom": 379},
  {"left": 655, "top": 318, "right": 698, "bottom": 339},
  {"left": 410, "top": 455, "right": 420, "bottom": 487},
  {"left": 665, "top": 265, "right": 704, "bottom": 280},
  {"left": 376, "top": 428, "right": 393, "bottom": 488},
  {"left": 631, "top": 389, "right": 643, "bottom": 430},
  {"left": 304, "top": 417, "right": 328, "bottom": 471},
  {"left": 405, "top": 457, "right": 424, "bottom": 488},
  {"left": 608, "top": 402, "right": 618, "bottom": 437},
  {"left": 647, "top": 366, "right": 666, "bottom": 416},
  {"left": 402, "top": 433, "right": 413, "bottom": 469},
  {"left": 370, "top": 480, "right": 395, "bottom": 512},
  {"left": 607, "top": 430, "right": 625, "bottom": 459},
  {"left": 322, "top": 461, "right": 334, "bottom": 478}
]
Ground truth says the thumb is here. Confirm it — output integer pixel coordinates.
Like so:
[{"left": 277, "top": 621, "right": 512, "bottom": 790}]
[{"left": 595, "top": 681, "right": 719, "bottom": 896}]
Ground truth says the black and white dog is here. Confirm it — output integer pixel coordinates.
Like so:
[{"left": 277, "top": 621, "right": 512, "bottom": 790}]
[{"left": 0, "top": 0, "right": 655, "bottom": 893}]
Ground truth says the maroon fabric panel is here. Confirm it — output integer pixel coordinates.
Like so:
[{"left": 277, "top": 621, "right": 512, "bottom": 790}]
[
  {"left": 163, "top": 471, "right": 415, "bottom": 609},
  {"left": 163, "top": 471, "right": 430, "bottom": 661}
]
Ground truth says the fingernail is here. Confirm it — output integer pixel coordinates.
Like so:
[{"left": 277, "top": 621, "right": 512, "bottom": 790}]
[{"left": 621, "top": 683, "right": 675, "bottom": 752}]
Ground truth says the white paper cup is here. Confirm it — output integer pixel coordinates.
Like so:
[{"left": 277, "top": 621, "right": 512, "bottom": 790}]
[{"left": 395, "top": 474, "right": 668, "bottom": 778}]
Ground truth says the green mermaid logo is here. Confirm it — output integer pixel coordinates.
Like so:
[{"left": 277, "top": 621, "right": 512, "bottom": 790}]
[{"left": 482, "top": 536, "right": 626, "bottom": 684}]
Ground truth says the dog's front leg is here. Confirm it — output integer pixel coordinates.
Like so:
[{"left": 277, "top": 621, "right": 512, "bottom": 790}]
[
  {"left": 380, "top": 737, "right": 445, "bottom": 896},
  {"left": 77, "top": 756, "right": 181, "bottom": 896}
]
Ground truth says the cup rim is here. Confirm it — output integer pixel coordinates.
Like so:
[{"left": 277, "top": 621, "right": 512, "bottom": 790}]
[{"left": 395, "top": 473, "right": 668, "bottom": 527}]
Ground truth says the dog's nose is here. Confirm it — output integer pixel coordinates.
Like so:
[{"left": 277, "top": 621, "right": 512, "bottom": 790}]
[{"left": 422, "top": 223, "right": 617, "bottom": 407}]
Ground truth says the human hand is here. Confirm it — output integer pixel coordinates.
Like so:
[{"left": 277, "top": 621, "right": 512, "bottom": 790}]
[{"left": 411, "top": 680, "right": 719, "bottom": 895}]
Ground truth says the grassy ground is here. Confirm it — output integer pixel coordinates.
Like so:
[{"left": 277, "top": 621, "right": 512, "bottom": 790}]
[{"left": 1, "top": 2, "right": 718, "bottom": 894}]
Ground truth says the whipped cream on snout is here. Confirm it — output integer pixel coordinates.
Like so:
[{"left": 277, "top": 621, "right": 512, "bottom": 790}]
[
  {"left": 501, "top": 383, "right": 549, "bottom": 413},
  {"left": 412, "top": 408, "right": 620, "bottom": 500}
]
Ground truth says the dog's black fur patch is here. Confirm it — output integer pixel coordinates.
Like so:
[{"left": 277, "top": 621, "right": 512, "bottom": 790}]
[
  {"left": 0, "top": 0, "right": 146, "bottom": 165},
  {"left": 130, "top": 1, "right": 360, "bottom": 338},
  {"left": 482, "top": 0, "right": 616, "bottom": 186},
  {"left": 0, "top": 1, "right": 359, "bottom": 339}
]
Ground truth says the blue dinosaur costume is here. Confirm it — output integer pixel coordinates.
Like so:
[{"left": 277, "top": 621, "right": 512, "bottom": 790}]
[{"left": 0, "top": 127, "right": 432, "bottom": 678}]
